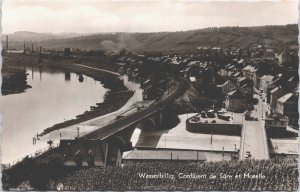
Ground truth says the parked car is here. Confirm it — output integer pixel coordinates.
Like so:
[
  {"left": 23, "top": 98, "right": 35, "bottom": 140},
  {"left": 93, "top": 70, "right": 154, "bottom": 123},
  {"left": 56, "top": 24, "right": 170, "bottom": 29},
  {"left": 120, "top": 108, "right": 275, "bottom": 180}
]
[
  {"left": 207, "top": 110, "right": 216, "bottom": 118},
  {"left": 217, "top": 113, "right": 231, "bottom": 121},
  {"left": 201, "top": 111, "right": 207, "bottom": 118}
]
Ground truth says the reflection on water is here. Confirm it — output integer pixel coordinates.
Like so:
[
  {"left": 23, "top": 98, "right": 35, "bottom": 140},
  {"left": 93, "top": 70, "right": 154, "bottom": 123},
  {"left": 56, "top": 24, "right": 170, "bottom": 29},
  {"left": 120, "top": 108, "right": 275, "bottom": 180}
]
[{"left": 1, "top": 66, "right": 107, "bottom": 164}]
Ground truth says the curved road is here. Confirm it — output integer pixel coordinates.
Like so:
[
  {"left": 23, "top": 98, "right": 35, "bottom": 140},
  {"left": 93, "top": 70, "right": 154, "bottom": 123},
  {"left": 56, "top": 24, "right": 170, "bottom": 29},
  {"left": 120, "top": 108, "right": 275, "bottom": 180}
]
[{"left": 76, "top": 64, "right": 120, "bottom": 76}]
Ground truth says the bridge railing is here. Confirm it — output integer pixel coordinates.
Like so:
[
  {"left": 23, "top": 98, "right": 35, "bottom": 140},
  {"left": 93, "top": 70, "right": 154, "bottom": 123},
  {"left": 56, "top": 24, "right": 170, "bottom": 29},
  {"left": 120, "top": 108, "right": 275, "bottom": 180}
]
[
  {"left": 80, "top": 119, "right": 117, "bottom": 138},
  {"left": 5, "top": 143, "right": 60, "bottom": 169}
]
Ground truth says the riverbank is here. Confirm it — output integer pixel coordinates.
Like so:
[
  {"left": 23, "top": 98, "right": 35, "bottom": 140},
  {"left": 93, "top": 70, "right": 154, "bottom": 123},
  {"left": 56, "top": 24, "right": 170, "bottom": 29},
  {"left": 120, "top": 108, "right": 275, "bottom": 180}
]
[
  {"left": 2, "top": 65, "right": 32, "bottom": 95},
  {"left": 2, "top": 53, "right": 134, "bottom": 136}
]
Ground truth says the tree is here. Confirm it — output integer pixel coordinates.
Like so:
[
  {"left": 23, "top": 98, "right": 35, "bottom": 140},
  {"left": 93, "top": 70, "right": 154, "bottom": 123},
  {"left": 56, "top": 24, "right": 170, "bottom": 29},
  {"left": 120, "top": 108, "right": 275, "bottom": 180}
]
[{"left": 30, "top": 154, "right": 65, "bottom": 190}]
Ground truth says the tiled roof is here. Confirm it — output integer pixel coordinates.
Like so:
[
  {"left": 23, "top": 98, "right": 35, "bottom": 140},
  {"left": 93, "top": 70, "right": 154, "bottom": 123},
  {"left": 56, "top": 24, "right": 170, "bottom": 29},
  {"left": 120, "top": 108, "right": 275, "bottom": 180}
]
[{"left": 277, "top": 93, "right": 294, "bottom": 103}]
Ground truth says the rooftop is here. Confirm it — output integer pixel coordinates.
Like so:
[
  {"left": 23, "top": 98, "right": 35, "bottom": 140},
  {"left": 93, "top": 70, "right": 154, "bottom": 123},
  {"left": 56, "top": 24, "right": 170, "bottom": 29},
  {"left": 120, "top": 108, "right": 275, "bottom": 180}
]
[
  {"left": 237, "top": 76, "right": 246, "bottom": 82},
  {"left": 227, "top": 89, "right": 245, "bottom": 99},
  {"left": 188, "top": 112, "right": 243, "bottom": 125},
  {"left": 217, "top": 80, "right": 229, "bottom": 87},
  {"left": 277, "top": 93, "right": 295, "bottom": 103},
  {"left": 266, "top": 112, "right": 288, "bottom": 121},
  {"left": 260, "top": 75, "right": 274, "bottom": 81},
  {"left": 242, "top": 65, "right": 257, "bottom": 73},
  {"left": 270, "top": 86, "right": 279, "bottom": 94}
]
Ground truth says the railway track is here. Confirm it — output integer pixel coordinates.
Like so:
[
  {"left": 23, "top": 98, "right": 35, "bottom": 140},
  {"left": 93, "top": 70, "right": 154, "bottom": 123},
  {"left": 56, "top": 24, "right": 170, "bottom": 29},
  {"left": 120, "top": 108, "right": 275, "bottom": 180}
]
[{"left": 83, "top": 77, "right": 187, "bottom": 140}]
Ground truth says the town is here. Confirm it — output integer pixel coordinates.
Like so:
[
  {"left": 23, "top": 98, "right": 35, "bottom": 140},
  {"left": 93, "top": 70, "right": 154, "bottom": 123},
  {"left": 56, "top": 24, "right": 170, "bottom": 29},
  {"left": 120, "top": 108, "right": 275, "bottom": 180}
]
[{"left": 2, "top": 29, "right": 298, "bottom": 190}]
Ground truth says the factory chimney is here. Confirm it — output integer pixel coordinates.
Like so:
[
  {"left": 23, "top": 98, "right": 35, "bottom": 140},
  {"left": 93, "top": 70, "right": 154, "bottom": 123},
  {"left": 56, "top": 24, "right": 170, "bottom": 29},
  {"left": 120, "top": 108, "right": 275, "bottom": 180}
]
[
  {"left": 31, "top": 43, "right": 34, "bottom": 53},
  {"left": 6, "top": 35, "right": 8, "bottom": 51},
  {"left": 23, "top": 42, "right": 26, "bottom": 54}
]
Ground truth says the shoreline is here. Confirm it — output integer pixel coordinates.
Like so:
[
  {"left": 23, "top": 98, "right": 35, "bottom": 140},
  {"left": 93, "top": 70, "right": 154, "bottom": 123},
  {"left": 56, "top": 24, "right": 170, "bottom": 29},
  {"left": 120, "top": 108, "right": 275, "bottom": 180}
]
[
  {"left": 2, "top": 53, "right": 135, "bottom": 136},
  {"left": 2, "top": 65, "right": 32, "bottom": 95}
]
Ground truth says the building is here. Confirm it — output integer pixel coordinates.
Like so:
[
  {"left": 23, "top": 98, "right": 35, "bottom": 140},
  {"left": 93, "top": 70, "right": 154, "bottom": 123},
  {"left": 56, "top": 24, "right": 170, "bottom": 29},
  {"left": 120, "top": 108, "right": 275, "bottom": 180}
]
[
  {"left": 265, "top": 112, "right": 289, "bottom": 131},
  {"left": 236, "top": 76, "right": 249, "bottom": 87},
  {"left": 141, "top": 79, "right": 157, "bottom": 100},
  {"left": 260, "top": 75, "right": 274, "bottom": 93},
  {"left": 225, "top": 90, "right": 247, "bottom": 112},
  {"left": 59, "top": 139, "right": 107, "bottom": 166},
  {"left": 126, "top": 68, "right": 134, "bottom": 81},
  {"left": 269, "top": 86, "right": 289, "bottom": 111},
  {"left": 276, "top": 93, "right": 299, "bottom": 126},
  {"left": 122, "top": 150, "right": 206, "bottom": 163},
  {"left": 242, "top": 65, "right": 257, "bottom": 87},
  {"left": 217, "top": 80, "right": 237, "bottom": 95},
  {"left": 240, "top": 85, "right": 253, "bottom": 104},
  {"left": 186, "top": 113, "right": 242, "bottom": 136},
  {"left": 64, "top": 48, "right": 71, "bottom": 56}
]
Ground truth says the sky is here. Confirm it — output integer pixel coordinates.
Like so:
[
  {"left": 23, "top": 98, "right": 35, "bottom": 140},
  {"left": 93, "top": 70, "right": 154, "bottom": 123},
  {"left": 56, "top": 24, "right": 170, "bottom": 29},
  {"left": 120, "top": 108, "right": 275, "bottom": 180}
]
[{"left": 2, "top": 0, "right": 299, "bottom": 34}]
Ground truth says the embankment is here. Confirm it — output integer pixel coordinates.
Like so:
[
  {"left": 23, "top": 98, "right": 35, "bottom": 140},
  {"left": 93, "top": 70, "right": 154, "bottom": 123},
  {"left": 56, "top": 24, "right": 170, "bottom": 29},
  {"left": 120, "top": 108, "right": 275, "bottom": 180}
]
[{"left": 2, "top": 53, "right": 134, "bottom": 136}]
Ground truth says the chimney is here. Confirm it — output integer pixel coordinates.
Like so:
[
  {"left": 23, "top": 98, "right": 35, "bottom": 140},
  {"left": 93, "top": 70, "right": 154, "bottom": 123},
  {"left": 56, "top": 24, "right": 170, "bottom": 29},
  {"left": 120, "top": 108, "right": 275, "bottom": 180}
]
[
  {"left": 6, "top": 35, "right": 8, "bottom": 50},
  {"left": 24, "top": 42, "right": 26, "bottom": 54},
  {"left": 31, "top": 43, "right": 34, "bottom": 53},
  {"left": 39, "top": 46, "right": 42, "bottom": 54}
]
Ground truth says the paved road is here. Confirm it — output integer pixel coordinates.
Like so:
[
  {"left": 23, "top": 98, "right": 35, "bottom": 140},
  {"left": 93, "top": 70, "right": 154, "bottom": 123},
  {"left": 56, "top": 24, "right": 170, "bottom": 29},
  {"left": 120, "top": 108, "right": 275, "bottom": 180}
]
[
  {"left": 76, "top": 64, "right": 120, "bottom": 76},
  {"left": 240, "top": 94, "right": 269, "bottom": 160}
]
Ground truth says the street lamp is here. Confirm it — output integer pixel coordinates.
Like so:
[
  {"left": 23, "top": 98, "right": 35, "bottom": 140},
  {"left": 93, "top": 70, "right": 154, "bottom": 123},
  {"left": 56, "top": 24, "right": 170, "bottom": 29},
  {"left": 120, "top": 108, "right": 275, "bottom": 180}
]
[
  {"left": 261, "top": 102, "right": 264, "bottom": 118},
  {"left": 76, "top": 127, "right": 80, "bottom": 138}
]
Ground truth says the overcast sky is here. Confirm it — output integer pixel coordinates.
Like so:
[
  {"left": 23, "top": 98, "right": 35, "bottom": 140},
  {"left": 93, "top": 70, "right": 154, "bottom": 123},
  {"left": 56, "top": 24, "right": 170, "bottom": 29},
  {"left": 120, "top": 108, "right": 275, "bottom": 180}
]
[{"left": 2, "top": 0, "right": 298, "bottom": 34}]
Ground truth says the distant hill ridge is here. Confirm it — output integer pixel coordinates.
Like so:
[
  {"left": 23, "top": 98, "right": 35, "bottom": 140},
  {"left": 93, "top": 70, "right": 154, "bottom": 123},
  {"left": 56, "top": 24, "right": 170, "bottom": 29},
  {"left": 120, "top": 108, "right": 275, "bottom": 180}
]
[{"left": 3, "top": 24, "right": 298, "bottom": 53}]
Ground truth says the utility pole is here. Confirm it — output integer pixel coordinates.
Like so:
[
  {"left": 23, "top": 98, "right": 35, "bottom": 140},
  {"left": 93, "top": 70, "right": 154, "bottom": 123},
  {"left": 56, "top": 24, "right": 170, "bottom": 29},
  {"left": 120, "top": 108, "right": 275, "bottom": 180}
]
[
  {"left": 210, "top": 130, "right": 213, "bottom": 155},
  {"left": 261, "top": 102, "right": 263, "bottom": 118},
  {"left": 222, "top": 147, "right": 224, "bottom": 160},
  {"left": 77, "top": 127, "right": 80, "bottom": 138}
]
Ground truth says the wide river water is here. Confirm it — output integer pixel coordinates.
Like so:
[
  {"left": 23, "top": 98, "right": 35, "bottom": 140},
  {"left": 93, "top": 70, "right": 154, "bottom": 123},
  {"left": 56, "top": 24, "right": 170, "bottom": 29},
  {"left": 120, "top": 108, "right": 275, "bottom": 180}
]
[{"left": 2, "top": 66, "right": 107, "bottom": 164}]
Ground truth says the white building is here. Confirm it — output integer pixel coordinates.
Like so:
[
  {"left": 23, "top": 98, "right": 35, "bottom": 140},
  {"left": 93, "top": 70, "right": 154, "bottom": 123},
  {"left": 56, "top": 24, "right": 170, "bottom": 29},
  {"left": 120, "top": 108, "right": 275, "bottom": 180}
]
[{"left": 242, "top": 65, "right": 257, "bottom": 87}]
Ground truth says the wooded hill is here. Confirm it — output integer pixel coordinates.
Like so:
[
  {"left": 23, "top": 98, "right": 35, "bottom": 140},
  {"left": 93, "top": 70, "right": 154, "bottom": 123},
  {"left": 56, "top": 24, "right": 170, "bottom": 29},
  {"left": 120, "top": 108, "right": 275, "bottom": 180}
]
[{"left": 4, "top": 24, "right": 298, "bottom": 53}]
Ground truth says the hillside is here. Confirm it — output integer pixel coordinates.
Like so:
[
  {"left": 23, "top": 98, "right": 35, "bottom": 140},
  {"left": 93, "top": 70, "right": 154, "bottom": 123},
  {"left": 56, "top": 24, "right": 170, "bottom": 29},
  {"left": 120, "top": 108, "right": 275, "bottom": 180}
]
[
  {"left": 3, "top": 31, "right": 88, "bottom": 42},
  {"left": 4, "top": 24, "right": 298, "bottom": 53}
]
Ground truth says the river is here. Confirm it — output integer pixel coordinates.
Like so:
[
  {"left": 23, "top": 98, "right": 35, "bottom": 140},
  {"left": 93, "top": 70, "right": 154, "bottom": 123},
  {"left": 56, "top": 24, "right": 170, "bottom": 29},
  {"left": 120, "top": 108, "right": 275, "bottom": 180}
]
[{"left": 1, "top": 66, "right": 108, "bottom": 164}]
